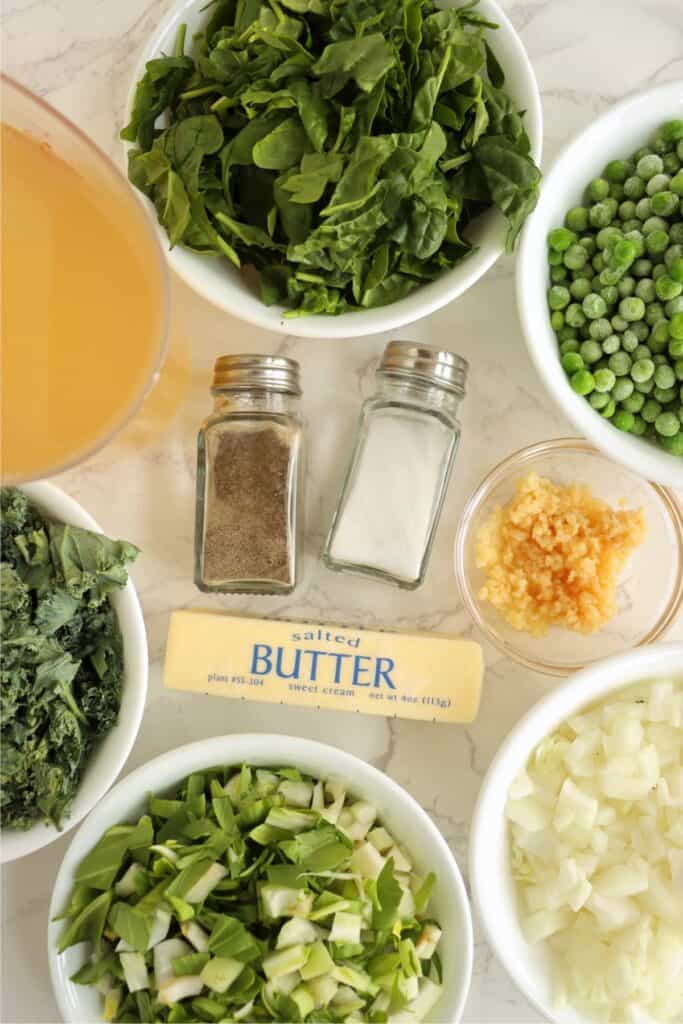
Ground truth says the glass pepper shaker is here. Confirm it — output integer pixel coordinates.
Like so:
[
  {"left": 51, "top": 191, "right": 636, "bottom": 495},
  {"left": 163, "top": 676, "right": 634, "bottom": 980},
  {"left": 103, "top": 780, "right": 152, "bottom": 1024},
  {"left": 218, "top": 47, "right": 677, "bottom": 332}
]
[
  {"left": 323, "top": 341, "right": 468, "bottom": 590},
  {"left": 195, "top": 355, "right": 304, "bottom": 594}
]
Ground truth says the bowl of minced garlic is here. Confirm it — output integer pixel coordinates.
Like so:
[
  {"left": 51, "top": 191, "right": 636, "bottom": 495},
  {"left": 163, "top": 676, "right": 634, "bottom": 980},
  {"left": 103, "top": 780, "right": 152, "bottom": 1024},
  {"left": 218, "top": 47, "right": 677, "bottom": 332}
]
[{"left": 454, "top": 439, "right": 683, "bottom": 674}]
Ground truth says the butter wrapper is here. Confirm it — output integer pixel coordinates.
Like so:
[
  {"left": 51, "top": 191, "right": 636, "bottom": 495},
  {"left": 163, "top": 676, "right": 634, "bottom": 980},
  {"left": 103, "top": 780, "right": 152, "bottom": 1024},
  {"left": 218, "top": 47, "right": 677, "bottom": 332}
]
[{"left": 164, "top": 610, "right": 483, "bottom": 724}]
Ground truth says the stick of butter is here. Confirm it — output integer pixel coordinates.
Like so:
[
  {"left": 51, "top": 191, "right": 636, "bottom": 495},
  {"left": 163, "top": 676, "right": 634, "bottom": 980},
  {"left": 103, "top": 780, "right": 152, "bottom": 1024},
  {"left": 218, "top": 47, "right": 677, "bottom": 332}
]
[{"left": 164, "top": 610, "right": 483, "bottom": 724}]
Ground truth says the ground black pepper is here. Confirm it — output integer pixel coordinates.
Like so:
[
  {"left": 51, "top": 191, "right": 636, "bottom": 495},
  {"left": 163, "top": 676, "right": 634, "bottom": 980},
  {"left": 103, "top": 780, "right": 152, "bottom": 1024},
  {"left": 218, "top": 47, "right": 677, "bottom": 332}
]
[{"left": 202, "top": 422, "right": 296, "bottom": 586}]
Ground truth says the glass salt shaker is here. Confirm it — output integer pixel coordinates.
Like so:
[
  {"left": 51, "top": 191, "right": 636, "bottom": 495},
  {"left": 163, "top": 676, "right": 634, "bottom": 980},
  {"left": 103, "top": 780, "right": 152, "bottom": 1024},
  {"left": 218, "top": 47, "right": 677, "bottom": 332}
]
[
  {"left": 324, "top": 341, "right": 467, "bottom": 590},
  {"left": 195, "top": 355, "right": 304, "bottom": 594}
]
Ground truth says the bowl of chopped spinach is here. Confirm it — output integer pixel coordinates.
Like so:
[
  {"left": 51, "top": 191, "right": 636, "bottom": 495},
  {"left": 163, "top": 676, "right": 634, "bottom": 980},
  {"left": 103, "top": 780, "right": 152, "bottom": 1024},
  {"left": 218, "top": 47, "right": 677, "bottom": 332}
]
[
  {"left": 122, "top": 0, "right": 542, "bottom": 336},
  {"left": 1, "top": 484, "right": 148, "bottom": 863}
]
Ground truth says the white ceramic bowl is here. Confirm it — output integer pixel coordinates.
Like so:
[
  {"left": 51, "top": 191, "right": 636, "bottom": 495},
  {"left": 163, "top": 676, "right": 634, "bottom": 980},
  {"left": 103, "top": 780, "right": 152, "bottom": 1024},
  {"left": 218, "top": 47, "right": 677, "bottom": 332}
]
[
  {"left": 48, "top": 734, "right": 473, "bottom": 1023},
  {"left": 469, "top": 643, "right": 683, "bottom": 1024},
  {"left": 1, "top": 482, "right": 148, "bottom": 864},
  {"left": 124, "top": 0, "right": 542, "bottom": 338},
  {"left": 517, "top": 81, "right": 683, "bottom": 491}
]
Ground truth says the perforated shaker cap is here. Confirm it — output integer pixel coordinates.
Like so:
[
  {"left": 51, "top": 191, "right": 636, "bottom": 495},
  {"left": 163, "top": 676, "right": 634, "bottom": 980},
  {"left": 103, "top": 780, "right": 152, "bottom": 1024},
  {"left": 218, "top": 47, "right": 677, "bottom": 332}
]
[{"left": 378, "top": 341, "right": 468, "bottom": 394}]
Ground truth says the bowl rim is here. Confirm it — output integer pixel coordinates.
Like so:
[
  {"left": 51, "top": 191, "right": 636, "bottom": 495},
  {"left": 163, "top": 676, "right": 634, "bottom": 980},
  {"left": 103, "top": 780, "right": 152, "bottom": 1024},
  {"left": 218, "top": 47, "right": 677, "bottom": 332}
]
[
  {"left": 2, "top": 74, "right": 170, "bottom": 484},
  {"left": 468, "top": 642, "right": 683, "bottom": 1024},
  {"left": 47, "top": 733, "right": 474, "bottom": 1023},
  {"left": 516, "top": 79, "right": 683, "bottom": 490},
  {"left": 0, "top": 481, "right": 148, "bottom": 864},
  {"left": 453, "top": 436, "right": 683, "bottom": 676},
  {"left": 122, "top": 0, "right": 543, "bottom": 338}
]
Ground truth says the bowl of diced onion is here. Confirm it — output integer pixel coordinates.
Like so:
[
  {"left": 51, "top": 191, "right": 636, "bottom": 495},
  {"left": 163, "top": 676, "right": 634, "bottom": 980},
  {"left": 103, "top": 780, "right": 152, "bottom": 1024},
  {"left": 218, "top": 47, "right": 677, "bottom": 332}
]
[
  {"left": 469, "top": 644, "right": 683, "bottom": 1024},
  {"left": 48, "top": 734, "right": 473, "bottom": 1023}
]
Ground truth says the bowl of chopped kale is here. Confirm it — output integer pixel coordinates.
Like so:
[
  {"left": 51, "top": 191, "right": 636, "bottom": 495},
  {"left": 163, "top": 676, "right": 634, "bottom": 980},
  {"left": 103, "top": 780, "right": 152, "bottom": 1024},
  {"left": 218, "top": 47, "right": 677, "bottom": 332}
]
[
  {"left": 0, "top": 484, "right": 147, "bottom": 862},
  {"left": 122, "top": 0, "right": 542, "bottom": 336}
]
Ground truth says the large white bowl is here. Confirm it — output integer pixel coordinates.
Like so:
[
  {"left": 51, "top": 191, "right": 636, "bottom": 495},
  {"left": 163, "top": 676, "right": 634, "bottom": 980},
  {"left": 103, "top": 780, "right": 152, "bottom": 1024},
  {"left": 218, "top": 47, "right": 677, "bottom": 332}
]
[
  {"left": 517, "top": 81, "right": 683, "bottom": 491},
  {"left": 124, "top": 0, "right": 542, "bottom": 338},
  {"left": 469, "top": 643, "right": 683, "bottom": 1024},
  {"left": 48, "top": 734, "right": 473, "bottom": 1023},
  {"left": 1, "top": 483, "right": 148, "bottom": 864}
]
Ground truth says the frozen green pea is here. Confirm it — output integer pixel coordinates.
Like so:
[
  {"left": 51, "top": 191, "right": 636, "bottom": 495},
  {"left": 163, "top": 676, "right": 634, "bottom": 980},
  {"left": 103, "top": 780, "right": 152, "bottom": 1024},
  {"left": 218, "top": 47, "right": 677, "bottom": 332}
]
[
  {"left": 645, "top": 301, "right": 666, "bottom": 326},
  {"left": 621, "top": 329, "right": 639, "bottom": 352},
  {"left": 551, "top": 265, "right": 568, "bottom": 283},
  {"left": 566, "top": 302, "right": 587, "bottom": 327},
  {"left": 562, "top": 352, "right": 584, "bottom": 374},
  {"left": 548, "top": 285, "right": 571, "bottom": 310},
  {"left": 611, "top": 314, "right": 629, "bottom": 332},
  {"left": 571, "top": 369, "right": 595, "bottom": 395},
  {"left": 609, "top": 351, "right": 632, "bottom": 376},
  {"left": 631, "top": 357, "right": 655, "bottom": 383},
  {"left": 613, "top": 409, "right": 635, "bottom": 432},
  {"left": 621, "top": 219, "right": 641, "bottom": 233},
  {"left": 646, "top": 229, "right": 670, "bottom": 255},
  {"left": 602, "top": 334, "right": 621, "bottom": 355},
  {"left": 635, "top": 197, "right": 652, "bottom": 219},
  {"left": 612, "top": 377, "right": 635, "bottom": 401},
  {"left": 653, "top": 354, "right": 668, "bottom": 366},
  {"left": 650, "top": 319, "right": 671, "bottom": 347},
  {"left": 631, "top": 321, "right": 650, "bottom": 341},
  {"left": 670, "top": 170, "right": 683, "bottom": 196},
  {"left": 624, "top": 175, "right": 645, "bottom": 199},
  {"left": 651, "top": 190, "right": 679, "bottom": 216},
  {"left": 634, "top": 278, "right": 655, "bottom": 303},
  {"left": 631, "top": 415, "right": 647, "bottom": 436},
  {"left": 560, "top": 339, "right": 580, "bottom": 354},
  {"left": 670, "top": 338, "right": 683, "bottom": 358},
  {"left": 601, "top": 398, "right": 616, "bottom": 418},
  {"left": 610, "top": 183, "right": 625, "bottom": 201},
  {"left": 637, "top": 153, "right": 664, "bottom": 180},
  {"left": 592, "top": 253, "right": 605, "bottom": 273},
  {"left": 564, "top": 243, "right": 588, "bottom": 269},
  {"left": 636, "top": 377, "right": 655, "bottom": 394},
  {"left": 654, "top": 385, "right": 677, "bottom": 404},
  {"left": 662, "top": 153, "right": 680, "bottom": 175},
  {"left": 589, "top": 390, "right": 610, "bottom": 410},
  {"left": 658, "top": 431, "right": 683, "bottom": 454},
  {"left": 580, "top": 339, "right": 603, "bottom": 364},
  {"left": 670, "top": 312, "right": 683, "bottom": 340},
  {"left": 642, "top": 398, "right": 662, "bottom": 423},
  {"left": 550, "top": 310, "right": 565, "bottom": 331},
  {"left": 600, "top": 285, "right": 619, "bottom": 305},
  {"left": 618, "top": 200, "right": 637, "bottom": 220},
  {"left": 655, "top": 275, "right": 683, "bottom": 301},
  {"left": 667, "top": 257, "right": 683, "bottom": 282},
  {"left": 632, "top": 258, "right": 653, "bottom": 277},
  {"left": 655, "top": 411, "right": 680, "bottom": 437},
  {"left": 654, "top": 364, "right": 676, "bottom": 389},
  {"left": 594, "top": 367, "right": 616, "bottom": 392},
  {"left": 633, "top": 344, "right": 653, "bottom": 361},
  {"left": 661, "top": 120, "right": 683, "bottom": 142},
  {"left": 588, "top": 177, "right": 610, "bottom": 201},
  {"left": 570, "top": 278, "right": 592, "bottom": 300},
  {"left": 548, "top": 249, "right": 563, "bottom": 266},
  {"left": 589, "top": 202, "right": 613, "bottom": 228},
  {"left": 604, "top": 159, "right": 629, "bottom": 183},
  {"left": 559, "top": 326, "right": 578, "bottom": 341},
  {"left": 548, "top": 227, "right": 577, "bottom": 252},
  {"left": 589, "top": 317, "right": 612, "bottom": 341},
  {"left": 670, "top": 223, "right": 683, "bottom": 244},
  {"left": 583, "top": 293, "right": 607, "bottom": 319},
  {"left": 666, "top": 297, "right": 683, "bottom": 317},
  {"left": 617, "top": 276, "right": 635, "bottom": 297},
  {"left": 596, "top": 226, "right": 622, "bottom": 250},
  {"left": 622, "top": 391, "right": 645, "bottom": 413},
  {"left": 566, "top": 206, "right": 589, "bottom": 232},
  {"left": 653, "top": 265, "right": 667, "bottom": 283},
  {"left": 619, "top": 296, "right": 645, "bottom": 321},
  {"left": 646, "top": 173, "right": 670, "bottom": 196},
  {"left": 591, "top": 275, "right": 603, "bottom": 291},
  {"left": 580, "top": 235, "right": 597, "bottom": 255}
]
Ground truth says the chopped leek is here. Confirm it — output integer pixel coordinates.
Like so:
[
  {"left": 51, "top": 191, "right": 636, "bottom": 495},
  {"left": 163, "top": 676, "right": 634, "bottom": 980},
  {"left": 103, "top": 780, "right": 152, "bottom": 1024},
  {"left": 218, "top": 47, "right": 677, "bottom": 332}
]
[{"left": 56, "top": 763, "right": 444, "bottom": 1021}]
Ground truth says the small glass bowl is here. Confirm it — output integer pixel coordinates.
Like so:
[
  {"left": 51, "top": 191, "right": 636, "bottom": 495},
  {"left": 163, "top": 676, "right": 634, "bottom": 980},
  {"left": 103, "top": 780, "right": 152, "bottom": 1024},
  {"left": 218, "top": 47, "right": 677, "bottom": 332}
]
[{"left": 454, "top": 438, "right": 683, "bottom": 676}]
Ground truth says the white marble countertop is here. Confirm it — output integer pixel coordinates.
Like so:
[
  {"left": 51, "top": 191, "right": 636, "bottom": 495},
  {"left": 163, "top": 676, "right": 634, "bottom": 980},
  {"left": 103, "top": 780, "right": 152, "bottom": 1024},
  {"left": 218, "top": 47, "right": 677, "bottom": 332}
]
[{"left": 2, "top": 1, "right": 682, "bottom": 1021}]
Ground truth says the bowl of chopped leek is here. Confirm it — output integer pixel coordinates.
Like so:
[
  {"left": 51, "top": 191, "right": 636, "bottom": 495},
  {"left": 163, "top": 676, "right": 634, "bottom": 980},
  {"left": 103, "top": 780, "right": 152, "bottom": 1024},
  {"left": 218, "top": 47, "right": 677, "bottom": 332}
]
[
  {"left": 121, "top": 0, "right": 542, "bottom": 337},
  {"left": 470, "top": 643, "right": 683, "bottom": 1024},
  {"left": 0, "top": 483, "right": 147, "bottom": 864},
  {"left": 48, "top": 734, "right": 472, "bottom": 1023}
]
